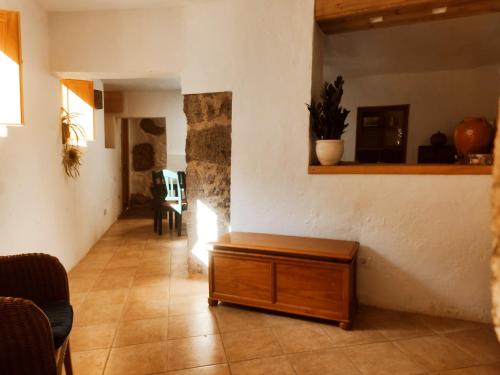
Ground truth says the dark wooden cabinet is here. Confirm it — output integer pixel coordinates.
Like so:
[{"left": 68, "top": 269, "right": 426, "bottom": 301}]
[
  {"left": 355, "top": 105, "right": 409, "bottom": 164},
  {"left": 418, "top": 145, "right": 457, "bottom": 164},
  {"left": 208, "top": 232, "right": 359, "bottom": 329}
]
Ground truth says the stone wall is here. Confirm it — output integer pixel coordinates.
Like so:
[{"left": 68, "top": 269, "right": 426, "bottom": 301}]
[
  {"left": 129, "top": 117, "right": 167, "bottom": 206},
  {"left": 184, "top": 92, "right": 232, "bottom": 273}
]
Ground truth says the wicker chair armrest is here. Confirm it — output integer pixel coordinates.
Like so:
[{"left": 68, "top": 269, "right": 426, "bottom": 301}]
[
  {"left": 0, "top": 297, "right": 57, "bottom": 375},
  {"left": 0, "top": 253, "right": 69, "bottom": 305}
]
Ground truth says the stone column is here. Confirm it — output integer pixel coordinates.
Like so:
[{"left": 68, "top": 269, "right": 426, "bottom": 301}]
[{"left": 183, "top": 92, "right": 232, "bottom": 273}]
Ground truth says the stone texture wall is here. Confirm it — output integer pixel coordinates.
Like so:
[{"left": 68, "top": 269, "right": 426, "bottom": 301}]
[
  {"left": 129, "top": 117, "right": 167, "bottom": 206},
  {"left": 184, "top": 92, "right": 232, "bottom": 273},
  {"left": 492, "top": 98, "right": 500, "bottom": 341}
]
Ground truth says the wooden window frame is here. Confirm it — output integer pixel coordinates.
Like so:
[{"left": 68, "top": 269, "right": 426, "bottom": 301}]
[{"left": 0, "top": 9, "right": 23, "bottom": 126}]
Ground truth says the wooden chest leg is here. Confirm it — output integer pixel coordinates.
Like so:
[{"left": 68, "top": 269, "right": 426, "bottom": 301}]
[
  {"left": 339, "top": 321, "right": 352, "bottom": 330},
  {"left": 208, "top": 297, "right": 219, "bottom": 306}
]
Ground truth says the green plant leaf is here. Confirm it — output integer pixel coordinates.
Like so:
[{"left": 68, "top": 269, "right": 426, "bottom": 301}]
[{"left": 306, "top": 76, "right": 350, "bottom": 140}]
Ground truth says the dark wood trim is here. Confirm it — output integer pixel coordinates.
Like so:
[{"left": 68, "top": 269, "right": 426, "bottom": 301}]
[
  {"left": 120, "top": 119, "right": 130, "bottom": 215},
  {"left": 271, "top": 262, "right": 277, "bottom": 304}
]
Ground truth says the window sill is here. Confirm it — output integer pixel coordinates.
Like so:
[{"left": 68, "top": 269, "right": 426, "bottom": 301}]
[{"left": 308, "top": 163, "right": 492, "bottom": 175}]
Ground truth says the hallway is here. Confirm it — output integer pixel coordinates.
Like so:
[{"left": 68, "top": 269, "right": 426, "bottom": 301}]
[{"left": 66, "top": 217, "right": 500, "bottom": 375}]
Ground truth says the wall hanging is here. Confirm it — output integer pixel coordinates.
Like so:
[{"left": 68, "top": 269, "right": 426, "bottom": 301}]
[{"left": 61, "top": 108, "right": 85, "bottom": 178}]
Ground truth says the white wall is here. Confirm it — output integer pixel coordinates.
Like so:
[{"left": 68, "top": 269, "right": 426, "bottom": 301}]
[
  {"left": 324, "top": 66, "right": 499, "bottom": 163},
  {"left": 49, "top": 8, "right": 183, "bottom": 76},
  {"left": 121, "top": 90, "right": 187, "bottom": 171},
  {"left": 0, "top": 0, "right": 122, "bottom": 270},
  {"left": 48, "top": 0, "right": 495, "bottom": 322}
]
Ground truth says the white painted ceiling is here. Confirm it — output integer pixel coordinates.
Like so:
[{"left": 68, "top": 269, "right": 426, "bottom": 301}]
[
  {"left": 36, "top": 0, "right": 213, "bottom": 12},
  {"left": 325, "top": 13, "right": 500, "bottom": 78},
  {"left": 102, "top": 77, "right": 181, "bottom": 91}
]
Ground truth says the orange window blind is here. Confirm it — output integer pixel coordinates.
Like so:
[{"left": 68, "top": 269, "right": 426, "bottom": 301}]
[
  {"left": 61, "top": 79, "right": 94, "bottom": 108},
  {"left": 0, "top": 10, "right": 23, "bottom": 125},
  {"left": 61, "top": 79, "right": 95, "bottom": 143}
]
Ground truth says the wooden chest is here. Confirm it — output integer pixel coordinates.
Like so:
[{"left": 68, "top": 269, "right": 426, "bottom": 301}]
[{"left": 208, "top": 232, "right": 359, "bottom": 329}]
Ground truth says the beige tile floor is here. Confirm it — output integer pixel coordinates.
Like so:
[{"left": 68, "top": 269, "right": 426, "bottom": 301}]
[{"left": 67, "top": 217, "right": 500, "bottom": 375}]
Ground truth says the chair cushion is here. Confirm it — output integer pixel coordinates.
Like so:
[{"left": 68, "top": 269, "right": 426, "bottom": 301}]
[{"left": 39, "top": 300, "right": 73, "bottom": 349}]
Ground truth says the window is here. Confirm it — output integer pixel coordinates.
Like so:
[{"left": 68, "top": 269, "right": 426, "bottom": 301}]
[
  {"left": 0, "top": 10, "right": 23, "bottom": 126},
  {"left": 61, "top": 79, "right": 95, "bottom": 145}
]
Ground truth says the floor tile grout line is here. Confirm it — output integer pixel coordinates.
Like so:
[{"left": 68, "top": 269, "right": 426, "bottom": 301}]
[
  {"left": 267, "top": 321, "right": 288, "bottom": 359},
  {"left": 390, "top": 341, "right": 432, "bottom": 373},
  {"left": 161, "top": 359, "right": 229, "bottom": 374},
  {"left": 165, "top": 233, "right": 173, "bottom": 370},
  {"left": 329, "top": 347, "right": 364, "bottom": 375},
  {"left": 299, "top": 334, "right": 363, "bottom": 375},
  {"left": 213, "top": 307, "right": 232, "bottom": 374},
  {"left": 433, "top": 329, "right": 496, "bottom": 367},
  {"left": 384, "top": 330, "right": 493, "bottom": 370},
  {"left": 341, "top": 344, "right": 385, "bottom": 375},
  {"left": 232, "top": 353, "right": 298, "bottom": 375},
  {"left": 433, "top": 326, "right": 489, "bottom": 336},
  {"left": 97, "top": 234, "right": 132, "bottom": 375}
]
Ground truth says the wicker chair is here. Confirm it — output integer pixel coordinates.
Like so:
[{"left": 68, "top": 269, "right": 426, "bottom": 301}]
[{"left": 0, "top": 253, "right": 74, "bottom": 375}]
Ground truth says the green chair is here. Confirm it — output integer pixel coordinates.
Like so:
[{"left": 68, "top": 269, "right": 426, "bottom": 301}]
[{"left": 151, "top": 170, "right": 187, "bottom": 236}]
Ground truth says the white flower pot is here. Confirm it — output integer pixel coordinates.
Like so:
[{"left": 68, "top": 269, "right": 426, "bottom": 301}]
[{"left": 316, "top": 139, "right": 344, "bottom": 166}]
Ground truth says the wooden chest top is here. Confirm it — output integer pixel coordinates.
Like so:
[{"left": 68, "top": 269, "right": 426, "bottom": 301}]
[{"left": 212, "top": 232, "right": 359, "bottom": 262}]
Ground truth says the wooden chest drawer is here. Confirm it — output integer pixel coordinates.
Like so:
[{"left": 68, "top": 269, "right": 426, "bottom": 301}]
[
  {"left": 212, "top": 254, "right": 272, "bottom": 303},
  {"left": 275, "top": 262, "right": 348, "bottom": 319}
]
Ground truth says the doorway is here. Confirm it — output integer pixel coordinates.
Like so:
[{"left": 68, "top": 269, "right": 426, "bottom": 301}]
[{"left": 120, "top": 117, "right": 167, "bottom": 215}]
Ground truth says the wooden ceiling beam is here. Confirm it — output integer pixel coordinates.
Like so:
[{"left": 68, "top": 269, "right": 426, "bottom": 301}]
[{"left": 316, "top": 0, "right": 500, "bottom": 34}]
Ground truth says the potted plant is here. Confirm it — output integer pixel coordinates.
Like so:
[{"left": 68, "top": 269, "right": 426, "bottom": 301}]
[
  {"left": 61, "top": 108, "right": 85, "bottom": 178},
  {"left": 307, "top": 76, "right": 350, "bottom": 165}
]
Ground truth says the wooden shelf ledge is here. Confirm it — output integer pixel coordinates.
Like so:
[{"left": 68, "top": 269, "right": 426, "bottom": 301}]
[{"left": 308, "top": 164, "right": 492, "bottom": 175}]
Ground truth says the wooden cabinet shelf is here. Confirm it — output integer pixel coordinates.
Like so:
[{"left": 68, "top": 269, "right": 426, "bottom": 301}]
[{"left": 308, "top": 164, "right": 492, "bottom": 175}]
